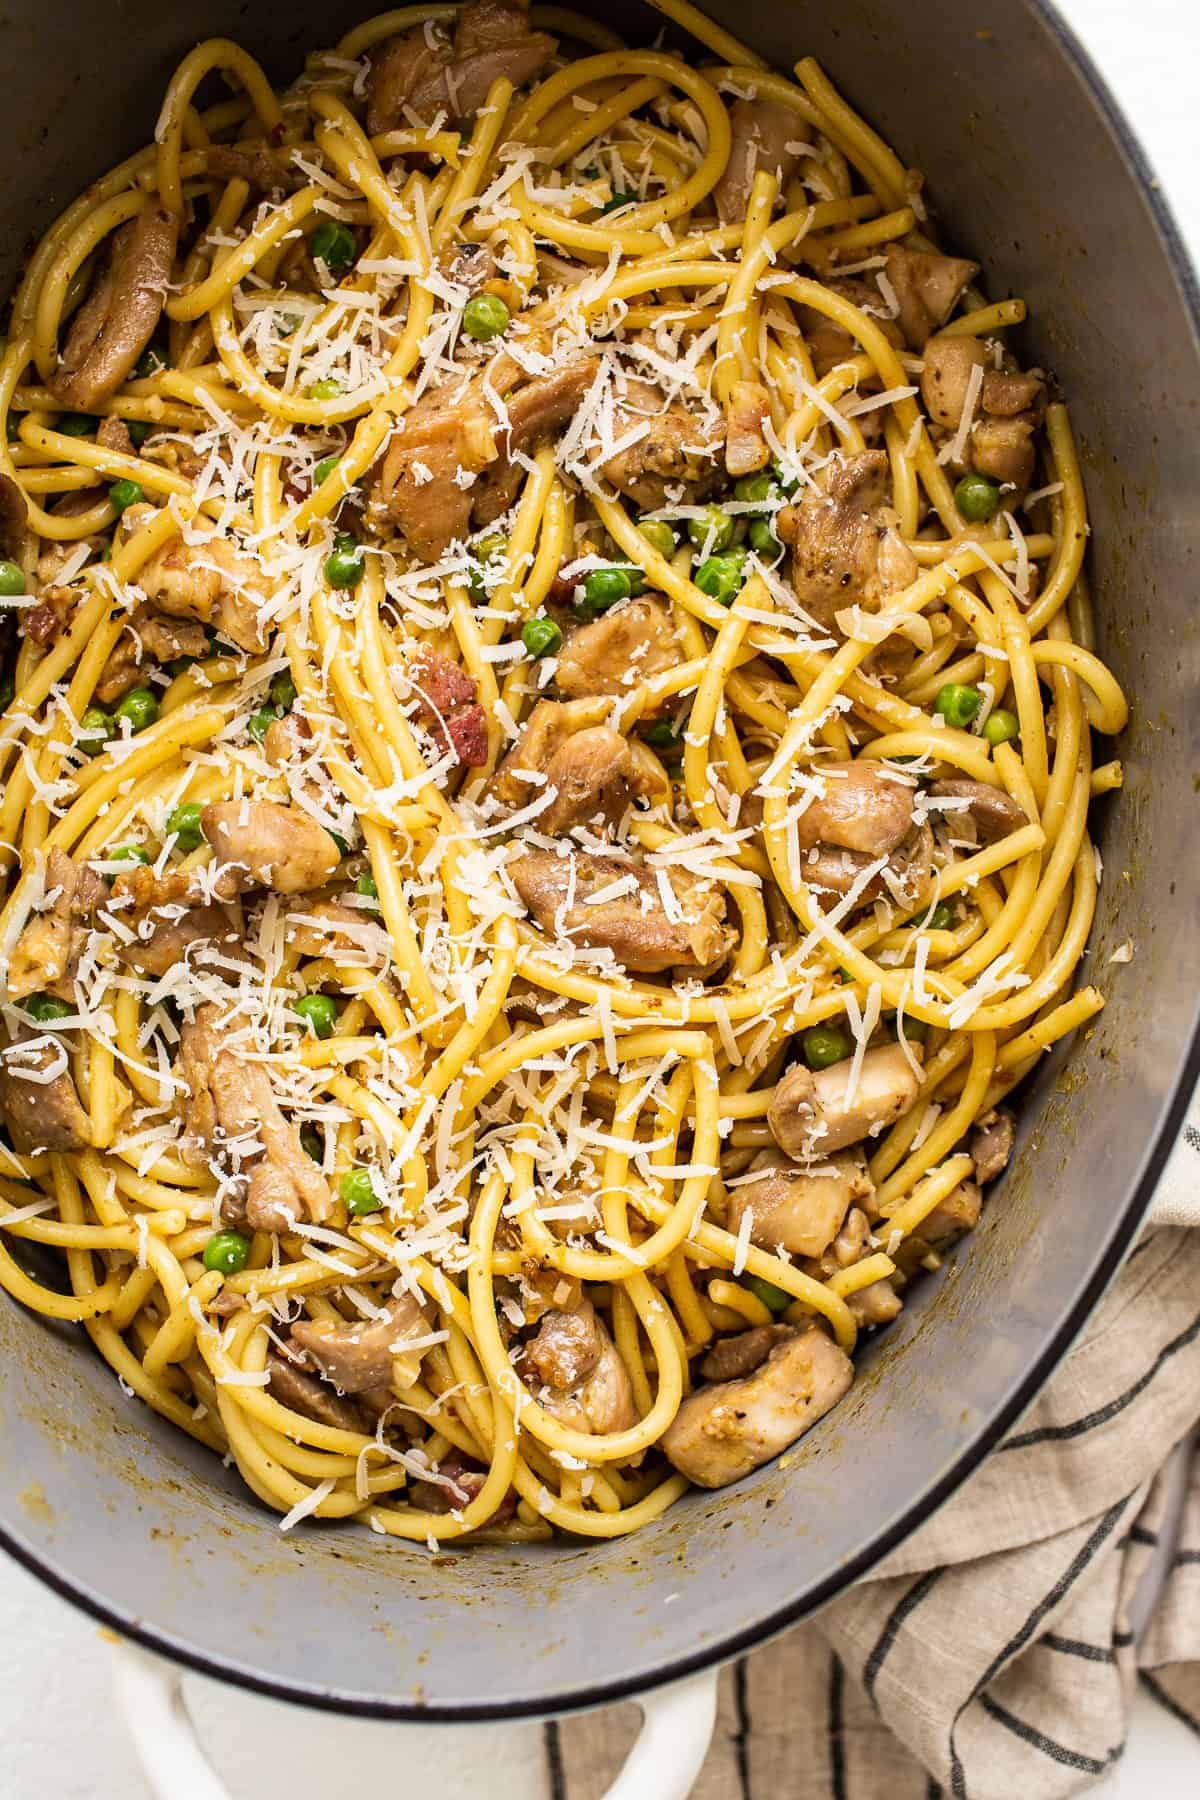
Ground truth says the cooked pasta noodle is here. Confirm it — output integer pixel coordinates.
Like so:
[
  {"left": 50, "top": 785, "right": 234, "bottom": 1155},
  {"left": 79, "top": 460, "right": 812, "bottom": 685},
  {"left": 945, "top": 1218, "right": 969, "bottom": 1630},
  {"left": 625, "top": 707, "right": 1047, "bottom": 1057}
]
[{"left": 0, "top": 0, "right": 1125, "bottom": 1538}]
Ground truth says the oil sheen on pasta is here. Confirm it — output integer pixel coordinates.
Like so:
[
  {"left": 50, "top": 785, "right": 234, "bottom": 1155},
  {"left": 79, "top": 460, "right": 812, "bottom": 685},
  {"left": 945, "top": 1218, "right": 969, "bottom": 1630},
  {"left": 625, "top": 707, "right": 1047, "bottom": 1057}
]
[{"left": 0, "top": 0, "right": 1128, "bottom": 1541}]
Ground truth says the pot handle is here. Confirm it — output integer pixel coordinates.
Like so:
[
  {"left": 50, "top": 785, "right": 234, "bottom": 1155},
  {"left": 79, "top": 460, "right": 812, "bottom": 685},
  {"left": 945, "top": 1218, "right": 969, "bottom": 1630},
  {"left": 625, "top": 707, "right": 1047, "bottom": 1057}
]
[{"left": 111, "top": 1640, "right": 718, "bottom": 1799}]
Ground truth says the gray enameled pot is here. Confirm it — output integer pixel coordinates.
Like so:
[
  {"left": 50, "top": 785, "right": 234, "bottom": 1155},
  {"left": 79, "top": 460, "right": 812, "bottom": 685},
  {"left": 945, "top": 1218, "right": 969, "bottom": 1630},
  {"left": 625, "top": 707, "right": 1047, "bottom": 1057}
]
[{"left": 0, "top": 0, "right": 1197, "bottom": 1724}]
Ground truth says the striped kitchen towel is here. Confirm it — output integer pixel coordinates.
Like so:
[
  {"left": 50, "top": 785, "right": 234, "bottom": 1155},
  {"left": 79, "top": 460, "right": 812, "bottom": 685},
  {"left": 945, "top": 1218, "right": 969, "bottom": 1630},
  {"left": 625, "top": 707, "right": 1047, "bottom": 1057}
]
[{"left": 554, "top": 1096, "right": 1200, "bottom": 1798}]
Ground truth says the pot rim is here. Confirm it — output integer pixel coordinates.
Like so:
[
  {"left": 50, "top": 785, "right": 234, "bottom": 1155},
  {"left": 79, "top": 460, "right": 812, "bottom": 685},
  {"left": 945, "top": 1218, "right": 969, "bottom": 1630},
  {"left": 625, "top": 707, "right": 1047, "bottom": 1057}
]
[{"left": 2, "top": 0, "right": 1199, "bottom": 1725}]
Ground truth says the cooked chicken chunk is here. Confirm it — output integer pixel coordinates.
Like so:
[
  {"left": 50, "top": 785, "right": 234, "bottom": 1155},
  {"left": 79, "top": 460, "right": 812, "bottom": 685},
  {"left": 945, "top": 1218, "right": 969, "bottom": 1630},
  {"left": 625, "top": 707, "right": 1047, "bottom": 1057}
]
[
  {"left": 555, "top": 597, "right": 681, "bottom": 705},
  {"left": 201, "top": 800, "right": 341, "bottom": 896},
  {"left": 409, "top": 1455, "right": 518, "bottom": 1521},
  {"left": 920, "top": 1177, "right": 983, "bottom": 1247},
  {"left": 776, "top": 450, "right": 917, "bottom": 631},
  {"left": 50, "top": 208, "right": 178, "bottom": 408},
  {"left": 525, "top": 1300, "right": 637, "bottom": 1436},
  {"left": 203, "top": 143, "right": 303, "bottom": 195},
  {"left": 538, "top": 727, "right": 635, "bottom": 835},
  {"left": 600, "top": 377, "right": 724, "bottom": 511},
  {"left": 700, "top": 1325, "right": 789, "bottom": 1383},
  {"left": 883, "top": 244, "right": 978, "bottom": 349},
  {"left": 796, "top": 761, "right": 916, "bottom": 857},
  {"left": 929, "top": 778, "right": 1027, "bottom": 844},
  {"left": 380, "top": 357, "right": 597, "bottom": 559},
  {"left": 406, "top": 647, "right": 488, "bottom": 767},
  {"left": 970, "top": 1106, "right": 1015, "bottom": 1185},
  {"left": 290, "top": 1291, "right": 430, "bottom": 1393},
  {"left": 7, "top": 850, "right": 106, "bottom": 1001},
  {"left": 662, "top": 1325, "right": 852, "bottom": 1488},
  {"left": 108, "top": 864, "right": 239, "bottom": 977},
  {"left": 847, "top": 1279, "right": 902, "bottom": 1328},
  {"left": 365, "top": 0, "right": 555, "bottom": 132},
  {"left": 179, "top": 1004, "right": 332, "bottom": 1231},
  {"left": 0, "top": 1025, "right": 92, "bottom": 1152},
  {"left": 725, "top": 378, "right": 772, "bottom": 477},
  {"left": 768, "top": 1043, "right": 922, "bottom": 1159},
  {"left": 970, "top": 415, "right": 1037, "bottom": 490},
  {"left": 133, "top": 520, "right": 270, "bottom": 653},
  {"left": 510, "top": 849, "right": 735, "bottom": 973},
  {"left": 0, "top": 471, "right": 28, "bottom": 560},
  {"left": 920, "top": 334, "right": 989, "bottom": 430},
  {"left": 267, "top": 1349, "right": 369, "bottom": 1432},
  {"left": 728, "top": 1153, "right": 873, "bottom": 1258},
  {"left": 800, "top": 276, "right": 906, "bottom": 378},
  {"left": 94, "top": 604, "right": 210, "bottom": 705},
  {"left": 714, "top": 98, "right": 801, "bottom": 223}
]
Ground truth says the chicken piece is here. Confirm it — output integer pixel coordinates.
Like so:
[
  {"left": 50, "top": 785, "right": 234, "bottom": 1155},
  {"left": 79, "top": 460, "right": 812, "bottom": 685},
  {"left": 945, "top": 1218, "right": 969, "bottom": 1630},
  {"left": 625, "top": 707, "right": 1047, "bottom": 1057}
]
[
  {"left": 32, "top": 490, "right": 108, "bottom": 595},
  {"left": 538, "top": 727, "right": 635, "bottom": 835},
  {"left": 970, "top": 415, "right": 1037, "bottom": 490},
  {"left": 0, "top": 1024, "right": 92, "bottom": 1152},
  {"left": 0, "top": 471, "right": 28, "bottom": 560},
  {"left": 920, "top": 1178, "right": 983, "bottom": 1249},
  {"left": 7, "top": 849, "right": 106, "bottom": 1001},
  {"left": 408, "top": 1455, "right": 519, "bottom": 1522},
  {"left": 525, "top": 1299, "right": 637, "bottom": 1436},
  {"left": 776, "top": 450, "right": 917, "bottom": 631},
  {"left": 663, "top": 1324, "right": 852, "bottom": 1489},
  {"left": 555, "top": 598, "right": 681, "bottom": 706},
  {"left": 474, "top": 359, "right": 603, "bottom": 524},
  {"left": 95, "top": 415, "right": 134, "bottom": 457},
  {"left": 768, "top": 1043, "right": 922, "bottom": 1159},
  {"left": 883, "top": 244, "right": 978, "bottom": 349},
  {"left": 795, "top": 761, "right": 916, "bottom": 857},
  {"left": 201, "top": 800, "right": 341, "bottom": 896},
  {"left": 50, "top": 209, "right": 178, "bottom": 409},
  {"left": 971, "top": 1106, "right": 1015, "bottom": 1184},
  {"left": 203, "top": 143, "right": 302, "bottom": 194},
  {"left": 267, "top": 1350, "right": 369, "bottom": 1432},
  {"left": 725, "top": 379, "right": 772, "bottom": 478},
  {"left": 283, "top": 898, "right": 382, "bottom": 962},
  {"left": 98, "top": 599, "right": 205, "bottom": 704},
  {"left": 847, "top": 1279, "right": 902, "bottom": 1328},
  {"left": 929, "top": 778, "right": 1027, "bottom": 844},
  {"left": 22, "top": 585, "right": 78, "bottom": 650},
  {"left": 800, "top": 276, "right": 906, "bottom": 378},
  {"left": 290, "top": 1291, "right": 431, "bottom": 1393},
  {"left": 699, "top": 1325, "right": 789, "bottom": 1383},
  {"left": 714, "top": 98, "right": 801, "bottom": 224},
  {"left": 178, "top": 1004, "right": 333, "bottom": 1231},
  {"left": 108, "top": 864, "right": 239, "bottom": 977},
  {"left": 366, "top": 0, "right": 555, "bottom": 132},
  {"left": 802, "top": 821, "right": 933, "bottom": 914},
  {"left": 406, "top": 646, "right": 487, "bottom": 766},
  {"left": 600, "top": 377, "right": 724, "bottom": 511},
  {"left": 510, "top": 849, "right": 735, "bottom": 974},
  {"left": 920, "top": 333, "right": 989, "bottom": 430},
  {"left": 728, "top": 1152, "right": 873, "bottom": 1258},
  {"left": 831, "top": 1204, "right": 871, "bottom": 1269},
  {"left": 263, "top": 710, "right": 312, "bottom": 768},
  {"left": 981, "top": 368, "right": 1044, "bottom": 419},
  {"left": 135, "top": 525, "right": 270, "bottom": 653}
]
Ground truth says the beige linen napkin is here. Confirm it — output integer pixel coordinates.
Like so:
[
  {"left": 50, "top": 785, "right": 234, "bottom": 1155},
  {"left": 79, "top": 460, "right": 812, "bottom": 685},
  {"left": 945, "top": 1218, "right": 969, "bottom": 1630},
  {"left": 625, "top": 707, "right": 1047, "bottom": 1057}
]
[{"left": 552, "top": 1098, "right": 1200, "bottom": 1799}]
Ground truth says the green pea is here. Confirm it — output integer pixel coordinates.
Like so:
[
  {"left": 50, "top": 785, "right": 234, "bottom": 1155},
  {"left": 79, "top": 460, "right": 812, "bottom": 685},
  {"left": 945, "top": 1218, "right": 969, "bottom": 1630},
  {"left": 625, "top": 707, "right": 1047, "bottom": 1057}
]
[
  {"left": 582, "top": 567, "right": 632, "bottom": 613},
  {"left": 79, "top": 707, "right": 115, "bottom": 756},
  {"left": 522, "top": 616, "right": 562, "bottom": 659},
  {"left": 327, "top": 830, "right": 349, "bottom": 858},
  {"left": 802, "top": 1024, "right": 852, "bottom": 1070},
  {"left": 601, "top": 189, "right": 638, "bottom": 213},
  {"left": 694, "top": 550, "right": 747, "bottom": 606},
  {"left": 56, "top": 412, "right": 97, "bottom": 437},
  {"left": 770, "top": 460, "right": 800, "bottom": 496},
  {"left": 983, "top": 708, "right": 1020, "bottom": 747},
  {"left": 908, "top": 902, "right": 953, "bottom": 932},
  {"left": 110, "top": 844, "right": 151, "bottom": 865},
  {"left": 300, "top": 1125, "right": 324, "bottom": 1162},
  {"left": 954, "top": 472, "right": 1002, "bottom": 523},
  {"left": 687, "top": 505, "right": 735, "bottom": 551},
  {"left": 125, "top": 419, "right": 151, "bottom": 448},
  {"left": 934, "top": 682, "right": 984, "bottom": 729},
  {"left": 307, "top": 377, "right": 344, "bottom": 400},
  {"left": 5, "top": 415, "right": 20, "bottom": 443},
  {"left": 0, "top": 560, "right": 26, "bottom": 598},
  {"left": 311, "top": 219, "right": 357, "bottom": 271},
  {"left": 114, "top": 687, "right": 159, "bottom": 732},
  {"left": 25, "top": 992, "right": 73, "bottom": 1023},
  {"left": 744, "top": 1274, "right": 793, "bottom": 1316},
  {"left": 886, "top": 1011, "right": 929, "bottom": 1043},
  {"left": 325, "top": 533, "right": 364, "bottom": 589},
  {"left": 340, "top": 1167, "right": 383, "bottom": 1216},
  {"left": 355, "top": 872, "right": 379, "bottom": 900},
  {"left": 202, "top": 1230, "right": 251, "bottom": 1274},
  {"left": 109, "top": 478, "right": 144, "bottom": 513},
  {"left": 473, "top": 530, "right": 507, "bottom": 565},
  {"left": 269, "top": 670, "right": 298, "bottom": 710},
  {"left": 733, "top": 473, "right": 774, "bottom": 504},
  {"left": 166, "top": 802, "right": 205, "bottom": 852},
  {"left": 637, "top": 518, "right": 676, "bottom": 558},
  {"left": 247, "top": 706, "right": 280, "bottom": 743},
  {"left": 748, "top": 517, "right": 781, "bottom": 556},
  {"left": 462, "top": 293, "right": 510, "bottom": 342},
  {"left": 134, "top": 345, "right": 167, "bottom": 380},
  {"left": 313, "top": 454, "right": 342, "bottom": 487},
  {"left": 295, "top": 992, "right": 338, "bottom": 1039}
]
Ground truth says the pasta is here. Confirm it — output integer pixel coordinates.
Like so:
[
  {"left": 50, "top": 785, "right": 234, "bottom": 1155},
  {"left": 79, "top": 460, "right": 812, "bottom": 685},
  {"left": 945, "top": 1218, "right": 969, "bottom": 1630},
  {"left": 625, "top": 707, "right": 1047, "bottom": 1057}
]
[{"left": 0, "top": 0, "right": 1127, "bottom": 1540}]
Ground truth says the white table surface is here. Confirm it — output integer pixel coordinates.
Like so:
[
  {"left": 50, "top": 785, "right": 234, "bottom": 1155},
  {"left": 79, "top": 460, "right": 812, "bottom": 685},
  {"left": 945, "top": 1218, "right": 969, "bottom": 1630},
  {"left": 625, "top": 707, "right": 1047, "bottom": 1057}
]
[{"left": 3, "top": 2, "right": 1197, "bottom": 1795}]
